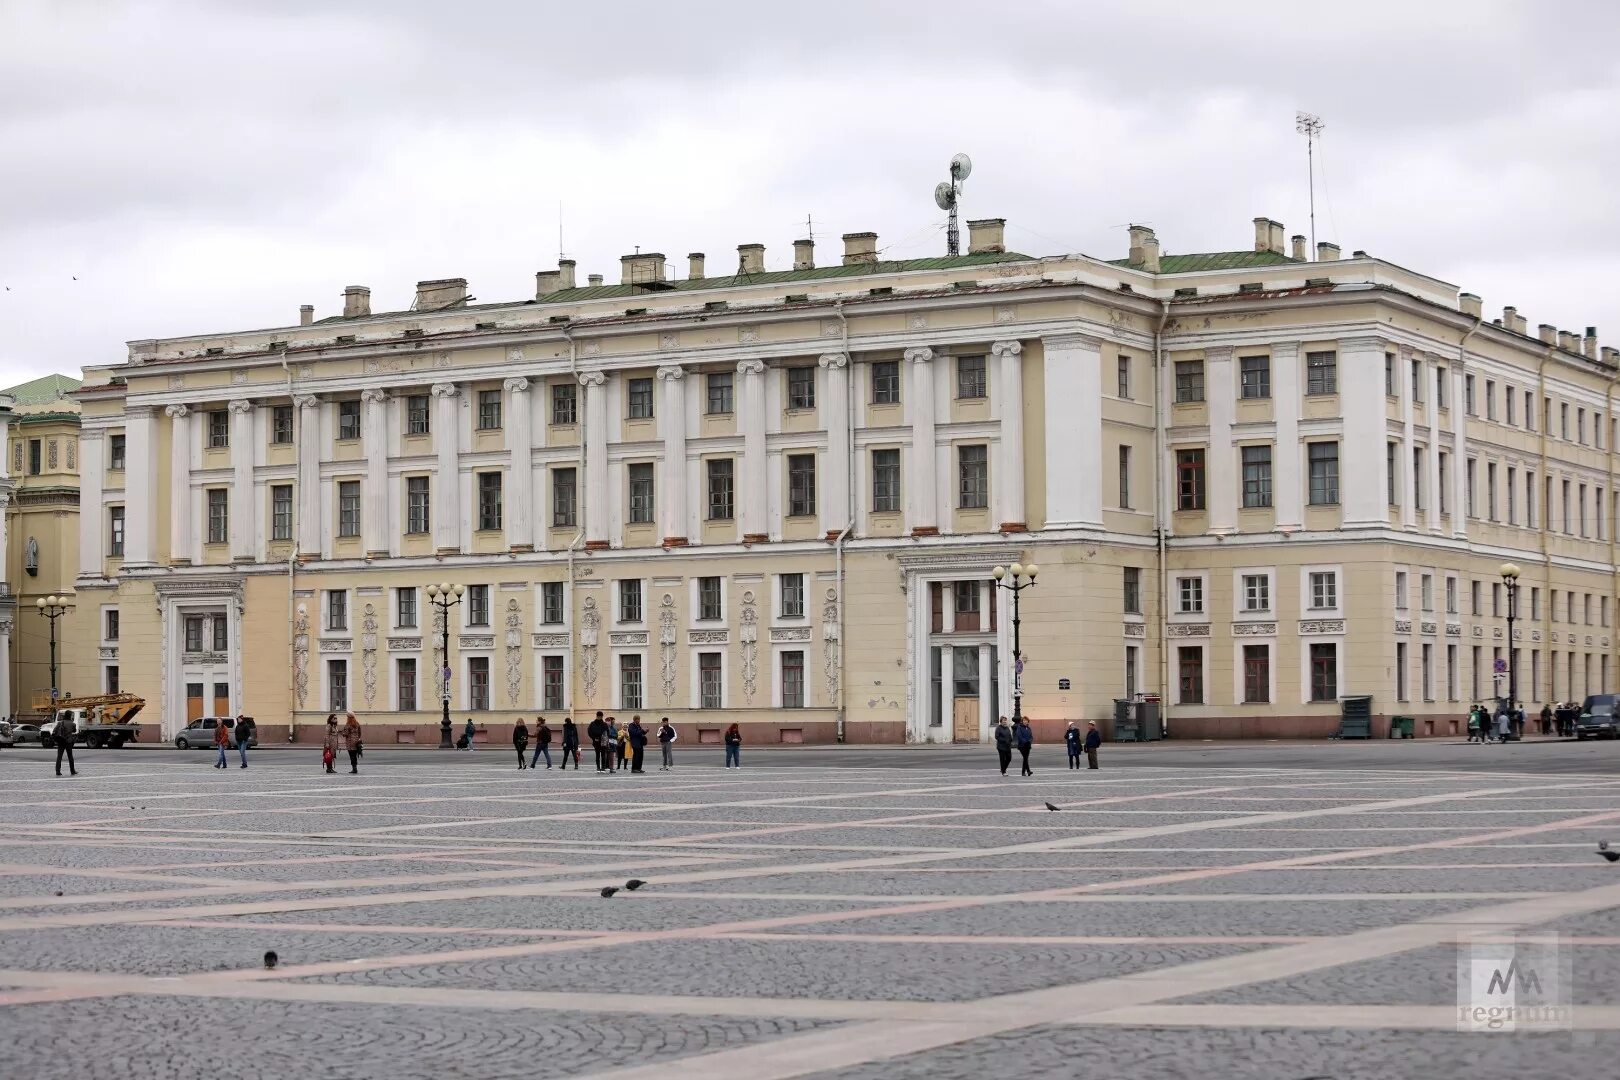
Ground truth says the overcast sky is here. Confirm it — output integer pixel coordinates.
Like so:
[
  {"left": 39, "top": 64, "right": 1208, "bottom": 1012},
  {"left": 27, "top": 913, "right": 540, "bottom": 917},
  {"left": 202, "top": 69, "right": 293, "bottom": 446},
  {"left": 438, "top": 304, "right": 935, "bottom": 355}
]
[{"left": 2, "top": 0, "right": 1617, "bottom": 384}]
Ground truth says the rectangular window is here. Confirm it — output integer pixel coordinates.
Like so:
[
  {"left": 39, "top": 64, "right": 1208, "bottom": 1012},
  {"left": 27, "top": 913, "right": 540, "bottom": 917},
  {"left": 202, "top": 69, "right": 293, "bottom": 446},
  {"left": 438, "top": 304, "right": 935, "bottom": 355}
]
[
  {"left": 1466, "top": 458, "right": 1476, "bottom": 517},
  {"left": 338, "top": 400, "right": 361, "bottom": 441},
  {"left": 1178, "top": 647, "right": 1204, "bottom": 704},
  {"left": 337, "top": 480, "right": 361, "bottom": 538},
  {"left": 465, "top": 584, "right": 490, "bottom": 627},
  {"left": 1177, "top": 576, "right": 1204, "bottom": 614},
  {"left": 1421, "top": 573, "right": 1433, "bottom": 612},
  {"left": 1396, "top": 642, "right": 1409, "bottom": 701},
  {"left": 698, "top": 577, "right": 723, "bottom": 621},
  {"left": 396, "top": 587, "right": 417, "bottom": 629},
  {"left": 1243, "top": 644, "right": 1270, "bottom": 704},
  {"left": 1531, "top": 587, "right": 1541, "bottom": 621},
  {"left": 1561, "top": 402, "right": 1570, "bottom": 439},
  {"left": 781, "top": 573, "right": 806, "bottom": 618},
  {"left": 27, "top": 439, "right": 40, "bottom": 475},
  {"left": 788, "top": 453, "right": 817, "bottom": 517},
  {"left": 1396, "top": 571, "right": 1409, "bottom": 609},
  {"left": 1446, "top": 576, "right": 1458, "bottom": 615},
  {"left": 706, "top": 459, "right": 733, "bottom": 520},
  {"left": 1422, "top": 643, "right": 1434, "bottom": 700},
  {"left": 1123, "top": 567, "right": 1141, "bottom": 615},
  {"left": 1505, "top": 384, "right": 1515, "bottom": 425},
  {"left": 1311, "top": 642, "right": 1338, "bottom": 702},
  {"left": 550, "top": 384, "right": 576, "bottom": 425},
  {"left": 206, "top": 488, "right": 229, "bottom": 544},
  {"left": 700, "top": 652, "right": 723, "bottom": 709},
  {"left": 628, "top": 462, "right": 655, "bottom": 524},
  {"left": 1488, "top": 462, "right": 1498, "bottom": 521},
  {"left": 1528, "top": 391, "right": 1537, "bottom": 432},
  {"left": 1242, "top": 573, "right": 1270, "bottom": 612},
  {"left": 1579, "top": 408, "right": 1587, "bottom": 444},
  {"left": 1447, "top": 643, "right": 1458, "bottom": 701},
  {"left": 1174, "top": 360, "right": 1204, "bottom": 403},
  {"left": 477, "top": 472, "right": 503, "bottom": 531},
  {"left": 109, "top": 506, "right": 126, "bottom": 556},
  {"left": 1124, "top": 645, "right": 1138, "bottom": 698},
  {"left": 619, "top": 654, "right": 643, "bottom": 709},
  {"left": 1241, "top": 445, "right": 1272, "bottom": 508},
  {"left": 1435, "top": 366, "right": 1447, "bottom": 409},
  {"left": 959, "top": 355, "right": 987, "bottom": 399},
  {"left": 209, "top": 618, "right": 226, "bottom": 653},
  {"left": 104, "top": 609, "right": 120, "bottom": 641},
  {"left": 871, "top": 448, "right": 901, "bottom": 512},
  {"left": 627, "top": 377, "right": 654, "bottom": 419},
  {"left": 1176, "top": 449, "right": 1205, "bottom": 510},
  {"left": 706, "top": 372, "right": 733, "bottom": 414},
  {"left": 1438, "top": 452, "right": 1450, "bottom": 515},
  {"left": 542, "top": 655, "right": 565, "bottom": 710},
  {"left": 871, "top": 361, "right": 900, "bottom": 404},
  {"left": 105, "top": 665, "right": 120, "bottom": 694},
  {"left": 329, "top": 659, "right": 348, "bottom": 710},
  {"left": 1385, "top": 353, "right": 1397, "bottom": 396},
  {"left": 952, "top": 645, "right": 980, "bottom": 696},
  {"left": 958, "top": 445, "right": 988, "bottom": 509},
  {"left": 619, "top": 579, "right": 643, "bottom": 623},
  {"left": 1117, "top": 445, "right": 1132, "bottom": 509},
  {"left": 468, "top": 656, "right": 490, "bottom": 711},
  {"left": 1563, "top": 479, "right": 1572, "bottom": 532},
  {"left": 1580, "top": 483, "right": 1589, "bottom": 536},
  {"left": 271, "top": 484, "right": 293, "bottom": 541},
  {"left": 1413, "top": 448, "right": 1424, "bottom": 510},
  {"left": 782, "top": 651, "right": 806, "bottom": 708},
  {"left": 477, "top": 389, "right": 503, "bottom": 431},
  {"left": 1239, "top": 355, "right": 1270, "bottom": 399},
  {"left": 1387, "top": 442, "right": 1399, "bottom": 506},
  {"left": 1115, "top": 355, "right": 1131, "bottom": 399},
  {"left": 1465, "top": 373, "right": 1475, "bottom": 414},
  {"left": 270, "top": 408, "right": 292, "bottom": 446},
  {"left": 1486, "top": 380, "right": 1497, "bottom": 420},
  {"left": 1308, "top": 442, "right": 1339, "bottom": 505},
  {"left": 396, "top": 658, "right": 417, "bottom": 712},
  {"left": 208, "top": 410, "right": 229, "bottom": 448},
  {"left": 406, "top": 394, "right": 431, "bottom": 435},
  {"left": 953, "top": 581, "right": 982, "bottom": 631},
  {"left": 184, "top": 615, "right": 205, "bottom": 652},
  {"left": 1305, "top": 351, "right": 1337, "bottom": 395},
  {"left": 406, "top": 476, "right": 430, "bottom": 534},
  {"left": 326, "top": 590, "right": 348, "bottom": 631},
  {"left": 787, "top": 366, "right": 817, "bottom": 410},
  {"left": 552, "top": 468, "right": 577, "bottom": 527},
  {"left": 541, "top": 581, "right": 565, "bottom": 625},
  {"left": 1310, "top": 571, "right": 1337, "bottom": 610}
]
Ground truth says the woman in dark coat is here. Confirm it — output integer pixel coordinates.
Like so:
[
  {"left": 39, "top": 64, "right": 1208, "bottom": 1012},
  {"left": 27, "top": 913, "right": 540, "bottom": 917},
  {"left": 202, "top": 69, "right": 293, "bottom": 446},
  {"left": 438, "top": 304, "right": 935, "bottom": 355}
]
[{"left": 513, "top": 718, "right": 530, "bottom": 770}]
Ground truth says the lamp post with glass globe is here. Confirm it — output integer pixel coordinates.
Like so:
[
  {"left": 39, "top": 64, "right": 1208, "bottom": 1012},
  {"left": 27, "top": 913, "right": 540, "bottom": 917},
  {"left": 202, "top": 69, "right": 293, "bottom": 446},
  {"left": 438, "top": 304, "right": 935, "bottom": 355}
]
[
  {"left": 991, "top": 563, "right": 1039, "bottom": 726},
  {"left": 425, "top": 583, "right": 464, "bottom": 748},
  {"left": 35, "top": 594, "right": 71, "bottom": 700},
  {"left": 1500, "top": 562, "right": 1521, "bottom": 724}
]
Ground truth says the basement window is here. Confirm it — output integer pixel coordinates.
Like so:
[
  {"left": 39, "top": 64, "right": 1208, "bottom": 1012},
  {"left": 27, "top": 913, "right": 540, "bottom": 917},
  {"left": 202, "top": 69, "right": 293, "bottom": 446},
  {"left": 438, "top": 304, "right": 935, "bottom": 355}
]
[
  {"left": 1116, "top": 283, "right": 1134, "bottom": 293},
  {"left": 625, "top": 307, "right": 647, "bottom": 316},
  {"left": 204, "top": 347, "right": 225, "bottom": 356},
  {"left": 1238, "top": 283, "right": 1263, "bottom": 294},
  {"left": 269, "top": 340, "right": 287, "bottom": 350},
  {"left": 1174, "top": 287, "right": 1198, "bottom": 298},
  {"left": 1305, "top": 277, "right": 1331, "bottom": 287},
  {"left": 403, "top": 328, "right": 424, "bottom": 338},
  {"left": 548, "top": 315, "right": 571, "bottom": 324},
  {"left": 868, "top": 287, "right": 893, "bottom": 296},
  {"left": 335, "top": 335, "right": 356, "bottom": 344},
  {"left": 475, "top": 321, "right": 497, "bottom": 330},
  {"left": 952, "top": 280, "right": 977, "bottom": 289},
  {"left": 782, "top": 295, "right": 806, "bottom": 304},
  {"left": 704, "top": 300, "right": 729, "bottom": 311}
]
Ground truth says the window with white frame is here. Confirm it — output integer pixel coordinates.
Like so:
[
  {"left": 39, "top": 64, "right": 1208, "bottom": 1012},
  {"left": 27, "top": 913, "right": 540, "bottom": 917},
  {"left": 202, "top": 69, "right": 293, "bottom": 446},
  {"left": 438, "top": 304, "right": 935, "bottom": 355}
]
[
  {"left": 1305, "top": 351, "right": 1337, "bottom": 395},
  {"left": 326, "top": 590, "right": 348, "bottom": 631},
  {"left": 699, "top": 652, "right": 723, "bottom": 708},
  {"left": 466, "top": 584, "right": 490, "bottom": 627},
  {"left": 1177, "top": 576, "right": 1204, "bottom": 614},
  {"left": 329, "top": 659, "right": 348, "bottom": 710},
  {"left": 396, "top": 587, "right": 417, "bottom": 629},
  {"left": 781, "top": 650, "right": 805, "bottom": 708},
  {"left": 697, "top": 577, "right": 723, "bottom": 621},
  {"left": 542, "top": 655, "right": 565, "bottom": 709},
  {"left": 541, "top": 582, "right": 565, "bottom": 625},
  {"left": 1309, "top": 571, "right": 1337, "bottom": 610},
  {"left": 1241, "top": 573, "right": 1270, "bottom": 612},
  {"left": 468, "top": 656, "right": 490, "bottom": 710},
  {"left": 1395, "top": 572, "right": 1408, "bottom": 610},
  {"left": 619, "top": 653, "right": 643, "bottom": 709},
  {"left": 618, "top": 579, "right": 643, "bottom": 623},
  {"left": 780, "top": 573, "right": 806, "bottom": 618},
  {"left": 396, "top": 658, "right": 417, "bottom": 711}
]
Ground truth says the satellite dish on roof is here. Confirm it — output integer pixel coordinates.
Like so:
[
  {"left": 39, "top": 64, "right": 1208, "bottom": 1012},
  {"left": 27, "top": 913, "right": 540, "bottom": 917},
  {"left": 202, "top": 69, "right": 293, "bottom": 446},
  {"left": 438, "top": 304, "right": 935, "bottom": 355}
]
[
  {"left": 950, "top": 153, "right": 973, "bottom": 181},
  {"left": 934, "top": 182, "right": 955, "bottom": 211}
]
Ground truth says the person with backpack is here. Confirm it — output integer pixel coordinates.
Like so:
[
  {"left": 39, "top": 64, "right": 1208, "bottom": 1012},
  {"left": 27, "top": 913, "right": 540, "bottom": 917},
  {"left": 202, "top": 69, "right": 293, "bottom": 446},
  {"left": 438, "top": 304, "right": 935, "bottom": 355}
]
[
  {"left": 627, "top": 715, "right": 648, "bottom": 774},
  {"left": 512, "top": 717, "right": 530, "bottom": 769},
  {"left": 54, "top": 711, "right": 77, "bottom": 777},
  {"left": 993, "top": 716, "right": 1013, "bottom": 776},
  {"left": 235, "top": 714, "right": 255, "bottom": 769},
  {"left": 560, "top": 716, "right": 579, "bottom": 769},
  {"left": 1014, "top": 716, "right": 1035, "bottom": 776},
  {"left": 530, "top": 717, "right": 553, "bottom": 770},
  {"left": 462, "top": 717, "right": 477, "bottom": 751},
  {"left": 1064, "top": 722, "right": 1081, "bottom": 769},
  {"left": 322, "top": 715, "right": 340, "bottom": 773},
  {"left": 657, "top": 717, "right": 677, "bottom": 770},
  {"left": 213, "top": 715, "right": 232, "bottom": 769},
  {"left": 723, "top": 722, "right": 742, "bottom": 769},
  {"left": 1466, "top": 705, "right": 1482, "bottom": 743}
]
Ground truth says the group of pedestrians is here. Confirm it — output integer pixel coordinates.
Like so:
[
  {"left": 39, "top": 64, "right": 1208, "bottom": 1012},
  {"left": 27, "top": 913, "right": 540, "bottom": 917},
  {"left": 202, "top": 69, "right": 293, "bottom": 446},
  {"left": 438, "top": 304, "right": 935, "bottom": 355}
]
[
  {"left": 994, "top": 715, "right": 1103, "bottom": 775},
  {"left": 212, "top": 714, "right": 258, "bottom": 769},
  {"left": 321, "top": 713, "right": 364, "bottom": 772},
  {"left": 570, "top": 713, "right": 680, "bottom": 773}
]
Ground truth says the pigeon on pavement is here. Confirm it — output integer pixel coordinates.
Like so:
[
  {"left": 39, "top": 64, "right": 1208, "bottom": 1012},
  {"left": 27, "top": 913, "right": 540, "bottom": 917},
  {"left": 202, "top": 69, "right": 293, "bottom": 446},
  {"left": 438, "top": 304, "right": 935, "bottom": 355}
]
[
  {"left": 600, "top": 886, "right": 620, "bottom": 898},
  {"left": 625, "top": 879, "right": 646, "bottom": 891},
  {"left": 263, "top": 951, "right": 278, "bottom": 969},
  {"left": 1045, "top": 802, "right": 1061, "bottom": 812}
]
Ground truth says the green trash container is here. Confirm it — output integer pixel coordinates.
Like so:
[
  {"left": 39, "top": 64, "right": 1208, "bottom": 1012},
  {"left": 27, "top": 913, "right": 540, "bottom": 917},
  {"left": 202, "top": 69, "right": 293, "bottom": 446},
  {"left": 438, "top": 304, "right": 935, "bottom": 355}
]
[{"left": 1390, "top": 716, "right": 1415, "bottom": 739}]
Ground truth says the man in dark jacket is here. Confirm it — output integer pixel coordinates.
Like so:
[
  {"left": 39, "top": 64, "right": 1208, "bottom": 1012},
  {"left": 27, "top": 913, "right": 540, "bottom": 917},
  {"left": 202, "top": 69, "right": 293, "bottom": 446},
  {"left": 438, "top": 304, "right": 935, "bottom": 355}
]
[
  {"left": 1014, "top": 717, "right": 1034, "bottom": 776},
  {"left": 559, "top": 717, "right": 579, "bottom": 769},
  {"left": 657, "top": 718, "right": 676, "bottom": 770},
  {"left": 54, "top": 712, "right": 77, "bottom": 777},
  {"left": 512, "top": 717, "right": 530, "bottom": 770},
  {"left": 530, "top": 717, "right": 553, "bottom": 769},
  {"left": 1083, "top": 721, "right": 1102, "bottom": 770},
  {"left": 587, "top": 713, "right": 607, "bottom": 772},
  {"left": 1064, "top": 723, "right": 1081, "bottom": 769},
  {"left": 627, "top": 716, "right": 648, "bottom": 773},
  {"left": 235, "top": 715, "right": 255, "bottom": 769},
  {"left": 993, "top": 716, "right": 1013, "bottom": 776}
]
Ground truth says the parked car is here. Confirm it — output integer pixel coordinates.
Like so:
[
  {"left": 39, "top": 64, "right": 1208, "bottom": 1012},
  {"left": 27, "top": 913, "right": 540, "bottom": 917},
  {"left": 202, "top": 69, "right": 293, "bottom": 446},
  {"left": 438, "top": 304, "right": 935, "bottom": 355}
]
[
  {"left": 174, "top": 716, "right": 257, "bottom": 750},
  {"left": 9, "top": 723, "right": 45, "bottom": 745},
  {"left": 1575, "top": 694, "right": 1619, "bottom": 740}
]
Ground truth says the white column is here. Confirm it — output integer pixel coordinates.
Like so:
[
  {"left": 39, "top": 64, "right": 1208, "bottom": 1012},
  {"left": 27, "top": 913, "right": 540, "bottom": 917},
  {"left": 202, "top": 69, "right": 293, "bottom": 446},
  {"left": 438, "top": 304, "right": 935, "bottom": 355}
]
[
  {"left": 1398, "top": 345, "right": 1417, "bottom": 529},
  {"left": 0, "top": 617, "right": 11, "bottom": 720},
  {"left": 431, "top": 382, "right": 460, "bottom": 552},
  {"left": 1424, "top": 359, "right": 1441, "bottom": 533},
  {"left": 1041, "top": 333, "right": 1105, "bottom": 530},
  {"left": 906, "top": 347, "right": 939, "bottom": 535},
  {"left": 818, "top": 352, "right": 849, "bottom": 539},
  {"left": 1452, "top": 363, "right": 1467, "bottom": 540},
  {"left": 1272, "top": 342, "right": 1302, "bottom": 530},
  {"left": 294, "top": 394, "right": 322, "bottom": 556},
  {"left": 1205, "top": 347, "right": 1236, "bottom": 532},
  {"left": 165, "top": 403, "right": 192, "bottom": 565},
  {"left": 737, "top": 359, "right": 768, "bottom": 542},
  {"left": 992, "top": 339, "right": 1025, "bottom": 531},
  {"left": 78, "top": 431, "right": 104, "bottom": 579},
  {"left": 579, "top": 371, "right": 609, "bottom": 548},
  {"left": 357, "top": 389, "right": 388, "bottom": 556},
  {"left": 505, "top": 377, "right": 534, "bottom": 551},
  {"left": 124, "top": 406, "right": 155, "bottom": 566},
  {"left": 228, "top": 400, "right": 255, "bottom": 561},
  {"left": 656, "top": 366, "right": 688, "bottom": 546},
  {"left": 1339, "top": 336, "right": 1390, "bottom": 529}
]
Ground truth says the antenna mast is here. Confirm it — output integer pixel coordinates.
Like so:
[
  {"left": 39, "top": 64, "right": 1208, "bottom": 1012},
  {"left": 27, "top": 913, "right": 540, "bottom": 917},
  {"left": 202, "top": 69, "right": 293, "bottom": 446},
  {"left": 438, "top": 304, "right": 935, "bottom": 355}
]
[
  {"left": 1295, "top": 112, "right": 1324, "bottom": 253},
  {"left": 936, "top": 153, "right": 973, "bottom": 256}
]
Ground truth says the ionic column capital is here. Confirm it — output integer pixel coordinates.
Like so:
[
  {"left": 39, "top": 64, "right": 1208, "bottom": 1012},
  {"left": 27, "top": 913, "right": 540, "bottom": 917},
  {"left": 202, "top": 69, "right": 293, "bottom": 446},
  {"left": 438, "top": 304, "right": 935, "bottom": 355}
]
[
  {"left": 360, "top": 388, "right": 389, "bottom": 405},
  {"left": 430, "top": 382, "right": 460, "bottom": 399},
  {"left": 990, "top": 340, "right": 1022, "bottom": 358},
  {"left": 228, "top": 398, "right": 254, "bottom": 414},
  {"left": 736, "top": 359, "right": 765, "bottom": 377},
  {"left": 577, "top": 370, "right": 606, "bottom": 389},
  {"left": 504, "top": 376, "right": 531, "bottom": 394},
  {"left": 656, "top": 365, "right": 685, "bottom": 382},
  {"left": 164, "top": 403, "right": 190, "bottom": 419},
  {"left": 818, "top": 352, "right": 848, "bottom": 370},
  {"left": 293, "top": 394, "right": 320, "bottom": 411},
  {"left": 904, "top": 347, "right": 934, "bottom": 364}
]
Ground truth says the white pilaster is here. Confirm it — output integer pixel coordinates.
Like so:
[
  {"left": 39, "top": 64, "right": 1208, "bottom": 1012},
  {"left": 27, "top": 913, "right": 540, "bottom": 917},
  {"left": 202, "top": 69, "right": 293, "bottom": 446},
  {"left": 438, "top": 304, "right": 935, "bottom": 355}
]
[
  {"left": 579, "top": 371, "right": 609, "bottom": 548},
  {"left": 294, "top": 394, "right": 322, "bottom": 556},
  {"left": 1399, "top": 345, "right": 1416, "bottom": 529},
  {"left": 1205, "top": 347, "right": 1236, "bottom": 532},
  {"left": 818, "top": 352, "right": 849, "bottom": 539},
  {"left": 978, "top": 642, "right": 992, "bottom": 741},
  {"left": 738, "top": 359, "right": 768, "bottom": 542},
  {"left": 431, "top": 382, "right": 460, "bottom": 552},
  {"left": 228, "top": 400, "right": 255, "bottom": 560},
  {"left": 505, "top": 377, "right": 534, "bottom": 551},
  {"left": 906, "top": 347, "right": 939, "bottom": 535},
  {"left": 356, "top": 389, "right": 388, "bottom": 556},
  {"left": 992, "top": 339, "right": 1025, "bottom": 531},
  {"left": 1041, "top": 333, "right": 1105, "bottom": 530},
  {"left": 78, "top": 431, "right": 104, "bottom": 579},
  {"left": 1452, "top": 362, "right": 1467, "bottom": 539},
  {"left": 657, "top": 366, "right": 688, "bottom": 546},
  {"left": 165, "top": 404, "right": 192, "bottom": 565},
  {"left": 1339, "top": 336, "right": 1390, "bottom": 529},
  {"left": 123, "top": 406, "right": 156, "bottom": 567},
  {"left": 1272, "top": 342, "right": 1302, "bottom": 530},
  {"left": 0, "top": 618, "right": 11, "bottom": 721},
  {"left": 1424, "top": 359, "right": 1441, "bottom": 533}
]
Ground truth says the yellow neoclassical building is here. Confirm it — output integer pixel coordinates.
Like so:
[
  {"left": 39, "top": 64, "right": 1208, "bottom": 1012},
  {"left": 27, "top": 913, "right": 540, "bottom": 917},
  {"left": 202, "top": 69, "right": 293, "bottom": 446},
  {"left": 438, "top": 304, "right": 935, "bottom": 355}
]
[{"left": 68, "top": 215, "right": 1620, "bottom": 744}]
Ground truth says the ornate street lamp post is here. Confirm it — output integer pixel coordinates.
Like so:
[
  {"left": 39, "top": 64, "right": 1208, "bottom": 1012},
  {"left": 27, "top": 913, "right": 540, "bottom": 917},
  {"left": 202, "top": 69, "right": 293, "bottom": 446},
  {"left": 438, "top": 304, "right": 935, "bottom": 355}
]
[
  {"left": 35, "top": 594, "right": 71, "bottom": 700},
  {"left": 425, "top": 583, "right": 464, "bottom": 748},
  {"left": 991, "top": 562, "right": 1039, "bottom": 725},
  {"left": 1500, "top": 562, "right": 1520, "bottom": 729}
]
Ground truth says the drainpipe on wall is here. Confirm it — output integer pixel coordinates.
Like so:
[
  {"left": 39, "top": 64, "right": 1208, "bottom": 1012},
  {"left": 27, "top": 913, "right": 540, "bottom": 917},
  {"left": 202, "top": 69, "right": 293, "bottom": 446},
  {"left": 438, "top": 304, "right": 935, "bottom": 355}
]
[
  {"left": 835, "top": 301, "right": 854, "bottom": 742},
  {"left": 1152, "top": 300, "right": 1171, "bottom": 737},
  {"left": 282, "top": 347, "right": 298, "bottom": 742},
  {"left": 562, "top": 325, "right": 585, "bottom": 718}
]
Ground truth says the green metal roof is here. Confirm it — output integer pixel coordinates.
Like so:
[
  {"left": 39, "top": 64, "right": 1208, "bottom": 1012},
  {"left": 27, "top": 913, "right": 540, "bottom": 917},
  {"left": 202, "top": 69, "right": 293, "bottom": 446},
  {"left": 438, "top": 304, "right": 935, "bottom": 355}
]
[
  {"left": 1109, "top": 250, "right": 1301, "bottom": 274},
  {"left": 3, "top": 373, "right": 81, "bottom": 405},
  {"left": 536, "top": 251, "right": 1034, "bottom": 303}
]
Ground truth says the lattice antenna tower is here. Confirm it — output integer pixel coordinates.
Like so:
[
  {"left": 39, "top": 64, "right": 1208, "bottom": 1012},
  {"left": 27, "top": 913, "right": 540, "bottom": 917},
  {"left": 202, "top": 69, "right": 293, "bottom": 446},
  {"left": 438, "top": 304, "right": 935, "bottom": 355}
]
[
  {"left": 1295, "top": 112, "right": 1324, "bottom": 253},
  {"left": 934, "top": 153, "right": 973, "bottom": 256}
]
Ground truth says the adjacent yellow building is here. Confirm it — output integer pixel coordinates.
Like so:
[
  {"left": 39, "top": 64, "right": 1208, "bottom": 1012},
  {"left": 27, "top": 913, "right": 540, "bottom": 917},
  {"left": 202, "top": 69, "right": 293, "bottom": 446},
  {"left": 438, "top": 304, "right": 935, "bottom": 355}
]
[{"left": 68, "top": 216, "right": 1620, "bottom": 744}]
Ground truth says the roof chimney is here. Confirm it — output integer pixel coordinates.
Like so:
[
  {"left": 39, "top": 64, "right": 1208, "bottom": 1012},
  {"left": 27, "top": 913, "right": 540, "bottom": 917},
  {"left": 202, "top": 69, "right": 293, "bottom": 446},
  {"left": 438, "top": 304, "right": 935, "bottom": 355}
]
[
  {"left": 415, "top": 278, "right": 468, "bottom": 311},
  {"left": 342, "top": 285, "right": 371, "bottom": 318},
  {"left": 1316, "top": 242, "right": 1340, "bottom": 262},
  {"left": 1585, "top": 327, "right": 1599, "bottom": 359},
  {"left": 1459, "top": 293, "right": 1482, "bottom": 318},
  {"left": 299, "top": 304, "right": 314, "bottom": 326},
  {"left": 1502, "top": 306, "right": 1517, "bottom": 331},
  {"left": 587, "top": 274, "right": 603, "bottom": 287},
  {"left": 1126, "top": 224, "right": 1154, "bottom": 267},
  {"left": 1603, "top": 346, "right": 1619, "bottom": 366},
  {"left": 737, "top": 243, "right": 765, "bottom": 275},
  {"left": 535, "top": 270, "right": 561, "bottom": 298},
  {"left": 1140, "top": 234, "right": 1160, "bottom": 274},
  {"left": 842, "top": 231, "right": 878, "bottom": 266},
  {"left": 1253, "top": 217, "right": 1285, "bottom": 255},
  {"left": 1538, "top": 323, "right": 1557, "bottom": 344},
  {"left": 967, "top": 218, "right": 1006, "bottom": 255},
  {"left": 620, "top": 252, "right": 666, "bottom": 286},
  {"left": 1558, "top": 330, "right": 1578, "bottom": 352},
  {"left": 1291, "top": 234, "right": 1307, "bottom": 260},
  {"left": 793, "top": 238, "right": 815, "bottom": 270},
  {"left": 688, "top": 252, "right": 705, "bottom": 280},
  {"left": 557, "top": 259, "right": 577, "bottom": 291}
]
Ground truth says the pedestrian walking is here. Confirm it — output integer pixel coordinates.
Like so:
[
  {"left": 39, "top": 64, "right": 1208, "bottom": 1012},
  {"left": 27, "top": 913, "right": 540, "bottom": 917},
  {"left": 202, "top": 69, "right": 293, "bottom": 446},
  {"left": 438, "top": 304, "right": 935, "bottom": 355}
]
[
  {"left": 1014, "top": 716, "right": 1034, "bottom": 776},
  {"left": 1064, "top": 722, "right": 1081, "bottom": 769},
  {"left": 1466, "top": 705, "right": 1482, "bottom": 744},
  {"left": 54, "top": 710, "right": 77, "bottom": 777},
  {"left": 657, "top": 717, "right": 676, "bottom": 770},
  {"left": 531, "top": 717, "right": 553, "bottom": 770},
  {"left": 235, "top": 714, "right": 254, "bottom": 769},
  {"left": 588, "top": 713, "right": 607, "bottom": 772},
  {"left": 560, "top": 716, "right": 579, "bottom": 769},
  {"left": 605, "top": 717, "right": 622, "bottom": 772},
  {"left": 1494, "top": 703, "right": 1511, "bottom": 743},
  {"left": 1540, "top": 702, "right": 1554, "bottom": 736},
  {"left": 724, "top": 722, "right": 742, "bottom": 768},
  {"left": 994, "top": 716, "right": 1013, "bottom": 775},
  {"left": 342, "top": 713, "right": 363, "bottom": 773},
  {"left": 628, "top": 715, "right": 647, "bottom": 773},
  {"left": 1084, "top": 720, "right": 1101, "bottom": 770},
  {"left": 463, "top": 717, "right": 477, "bottom": 751},
  {"left": 213, "top": 714, "right": 232, "bottom": 769},
  {"left": 614, "top": 718, "right": 629, "bottom": 772},
  {"left": 513, "top": 717, "right": 530, "bottom": 769},
  {"left": 322, "top": 715, "right": 340, "bottom": 773}
]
